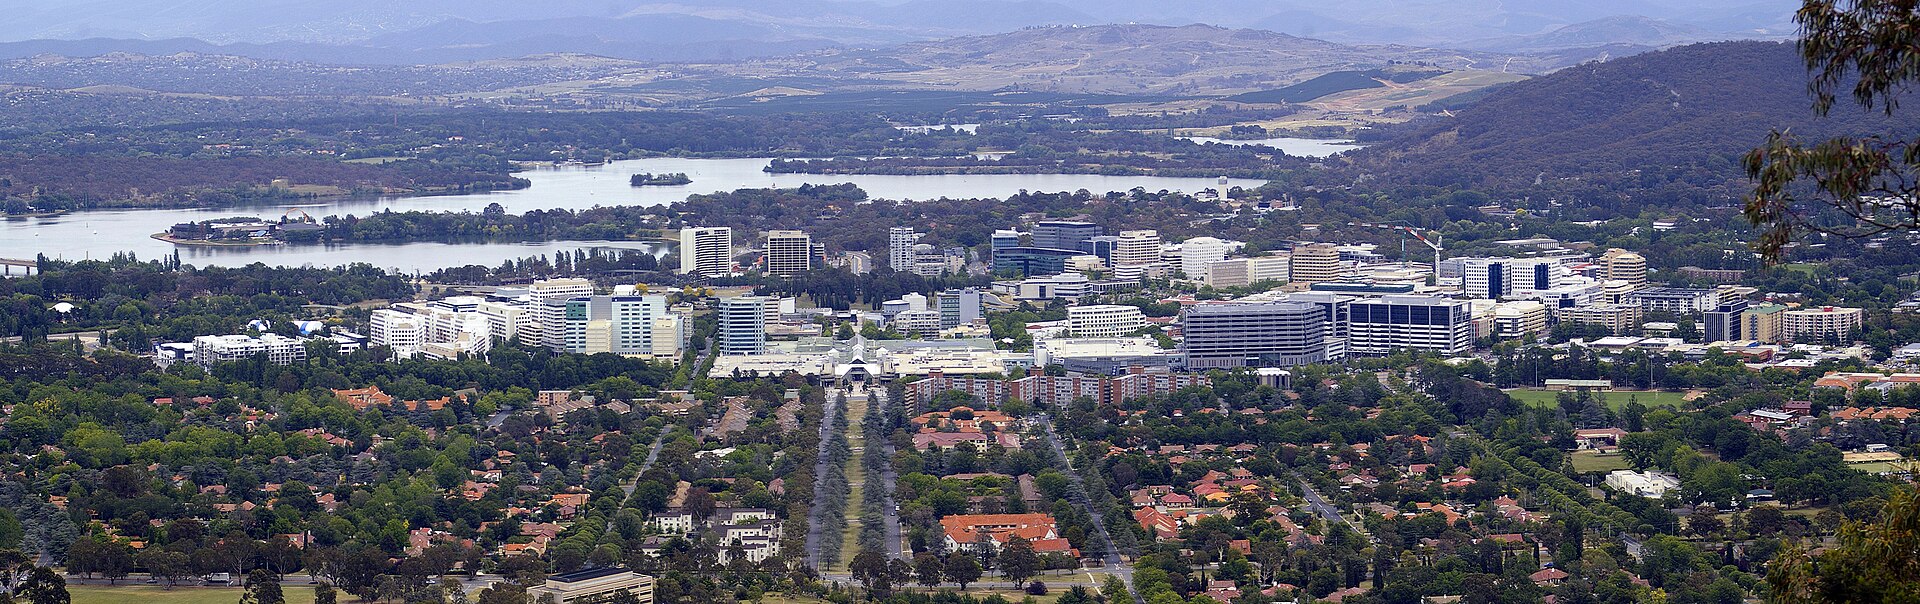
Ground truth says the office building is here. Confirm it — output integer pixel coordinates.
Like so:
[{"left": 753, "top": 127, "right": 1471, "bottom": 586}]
[
  {"left": 1289, "top": 243, "right": 1342, "bottom": 284},
  {"left": 1067, "top": 305, "right": 1148, "bottom": 338},
  {"left": 764, "top": 230, "right": 812, "bottom": 277},
  {"left": 524, "top": 278, "right": 594, "bottom": 348},
  {"left": 938, "top": 289, "right": 985, "bottom": 328},
  {"left": 1783, "top": 306, "right": 1863, "bottom": 343},
  {"left": 907, "top": 243, "right": 951, "bottom": 277},
  {"left": 1620, "top": 287, "right": 1720, "bottom": 314},
  {"left": 991, "top": 229, "right": 1022, "bottom": 252},
  {"left": 1490, "top": 301, "right": 1549, "bottom": 340},
  {"left": 528, "top": 568, "right": 656, "bottom": 604},
  {"left": 369, "top": 309, "right": 428, "bottom": 357},
  {"left": 717, "top": 296, "right": 768, "bottom": 355},
  {"left": 1178, "top": 237, "right": 1230, "bottom": 278},
  {"left": 1744, "top": 303, "right": 1787, "bottom": 344},
  {"left": 1113, "top": 230, "right": 1163, "bottom": 267},
  {"left": 1206, "top": 255, "right": 1288, "bottom": 288},
  {"left": 1535, "top": 279, "right": 1604, "bottom": 309},
  {"left": 1249, "top": 254, "right": 1291, "bottom": 284},
  {"left": 1181, "top": 302, "right": 1329, "bottom": 369},
  {"left": 530, "top": 278, "right": 593, "bottom": 302},
  {"left": 894, "top": 310, "right": 944, "bottom": 336},
  {"left": 992, "top": 247, "right": 1085, "bottom": 276},
  {"left": 1459, "top": 257, "right": 1573, "bottom": 299},
  {"left": 1205, "top": 259, "right": 1249, "bottom": 288},
  {"left": 555, "top": 295, "right": 680, "bottom": 358},
  {"left": 1703, "top": 300, "right": 1751, "bottom": 343},
  {"left": 1087, "top": 236, "right": 1120, "bottom": 264},
  {"left": 1677, "top": 266, "right": 1746, "bottom": 284},
  {"left": 889, "top": 227, "right": 920, "bottom": 270},
  {"left": 1031, "top": 221, "right": 1102, "bottom": 252},
  {"left": 679, "top": 226, "right": 733, "bottom": 277},
  {"left": 1348, "top": 296, "right": 1473, "bottom": 356},
  {"left": 1006, "top": 273, "right": 1090, "bottom": 301},
  {"left": 191, "top": 334, "right": 309, "bottom": 367},
  {"left": 475, "top": 300, "right": 527, "bottom": 343},
  {"left": 1558, "top": 304, "right": 1642, "bottom": 335},
  {"left": 1599, "top": 249, "right": 1649, "bottom": 288}
]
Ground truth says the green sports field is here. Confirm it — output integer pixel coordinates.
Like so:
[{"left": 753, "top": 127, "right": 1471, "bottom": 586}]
[{"left": 1505, "top": 388, "right": 1690, "bottom": 411}]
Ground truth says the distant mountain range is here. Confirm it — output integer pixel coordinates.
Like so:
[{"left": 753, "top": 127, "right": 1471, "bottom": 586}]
[
  {"left": 1352, "top": 41, "right": 1920, "bottom": 211},
  {"left": 0, "top": 0, "right": 1798, "bottom": 64},
  {"left": 0, "top": 24, "right": 1559, "bottom": 101}
]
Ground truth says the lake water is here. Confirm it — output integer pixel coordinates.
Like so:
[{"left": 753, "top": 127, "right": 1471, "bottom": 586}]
[
  {"left": 0, "top": 157, "right": 1265, "bottom": 272},
  {"left": 1178, "top": 137, "right": 1367, "bottom": 157}
]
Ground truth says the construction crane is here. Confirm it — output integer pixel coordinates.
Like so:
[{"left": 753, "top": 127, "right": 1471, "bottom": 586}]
[{"left": 1349, "top": 222, "right": 1444, "bottom": 280}]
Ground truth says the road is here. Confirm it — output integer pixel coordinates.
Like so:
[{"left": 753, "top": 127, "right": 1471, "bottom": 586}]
[
  {"left": 1034, "top": 414, "right": 1142, "bottom": 604},
  {"left": 868, "top": 388, "right": 904, "bottom": 559},
  {"left": 1296, "top": 479, "right": 1367, "bottom": 538},
  {"left": 625, "top": 430, "right": 672, "bottom": 499},
  {"left": 803, "top": 388, "right": 847, "bottom": 570},
  {"left": 484, "top": 407, "right": 515, "bottom": 430}
]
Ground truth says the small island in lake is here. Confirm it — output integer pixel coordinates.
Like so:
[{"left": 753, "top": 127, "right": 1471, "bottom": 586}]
[{"left": 630, "top": 172, "right": 692, "bottom": 187}]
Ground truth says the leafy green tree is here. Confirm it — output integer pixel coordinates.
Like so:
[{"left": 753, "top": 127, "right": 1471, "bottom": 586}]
[
  {"left": 18, "top": 567, "right": 67, "bottom": 604},
  {"left": 996, "top": 537, "right": 1043, "bottom": 586},
  {"left": 1745, "top": 0, "right": 1920, "bottom": 261},
  {"left": 239, "top": 570, "right": 284, "bottom": 604},
  {"left": 850, "top": 548, "right": 892, "bottom": 598},
  {"left": 475, "top": 583, "right": 528, "bottom": 604},
  {"left": 914, "top": 553, "right": 944, "bottom": 589},
  {"left": 943, "top": 554, "right": 982, "bottom": 591},
  {"left": 1769, "top": 484, "right": 1920, "bottom": 603}
]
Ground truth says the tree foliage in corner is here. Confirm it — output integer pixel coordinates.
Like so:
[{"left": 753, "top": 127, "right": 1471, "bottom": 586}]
[
  {"left": 1767, "top": 484, "right": 1920, "bottom": 603},
  {"left": 1747, "top": 0, "right": 1920, "bottom": 263}
]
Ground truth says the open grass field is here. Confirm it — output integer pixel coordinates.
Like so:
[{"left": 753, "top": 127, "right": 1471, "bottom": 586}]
[
  {"left": 1506, "top": 388, "right": 1690, "bottom": 411},
  {"left": 835, "top": 392, "right": 871, "bottom": 572},
  {"left": 1571, "top": 450, "right": 1631, "bottom": 474},
  {"left": 71, "top": 586, "right": 317, "bottom": 604}
]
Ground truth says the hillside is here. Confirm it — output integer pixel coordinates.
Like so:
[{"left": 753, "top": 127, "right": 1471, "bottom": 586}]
[
  {"left": 0, "top": 0, "right": 1795, "bottom": 55},
  {"left": 732, "top": 24, "right": 1561, "bottom": 97},
  {"left": 1351, "top": 41, "right": 1920, "bottom": 218}
]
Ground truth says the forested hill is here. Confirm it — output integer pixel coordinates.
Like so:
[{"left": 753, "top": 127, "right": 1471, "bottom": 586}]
[{"left": 1347, "top": 41, "right": 1920, "bottom": 219}]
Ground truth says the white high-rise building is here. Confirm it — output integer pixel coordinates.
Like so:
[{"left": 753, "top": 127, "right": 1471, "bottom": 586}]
[
  {"left": 524, "top": 278, "right": 593, "bottom": 348},
  {"left": 765, "top": 230, "right": 813, "bottom": 277},
  {"left": 1179, "top": 237, "right": 1230, "bottom": 278},
  {"left": 476, "top": 300, "right": 527, "bottom": 342},
  {"left": 680, "top": 227, "right": 734, "bottom": 277},
  {"left": 554, "top": 295, "right": 682, "bottom": 359},
  {"left": 889, "top": 227, "right": 920, "bottom": 271},
  {"left": 1460, "top": 257, "right": 1575, "bottom": 300},
  {"left": 1113, "top": 230, "right": 1162, "bottom": 267},
  {"left": 370, "top": 309, "right": 428, "bottom": 358}
]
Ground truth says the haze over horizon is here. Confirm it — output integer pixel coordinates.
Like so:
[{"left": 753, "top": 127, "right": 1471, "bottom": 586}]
[{"left": 0, "top": 0, "right": 1802, "bottom": 63}]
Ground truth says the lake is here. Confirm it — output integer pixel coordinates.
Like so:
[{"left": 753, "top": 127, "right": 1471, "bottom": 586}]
[
  {"left": 1178, "top": 137, "right": 1367, "bottom": 157},
  {"left": 0, "top": 157, "right": 1266, "bottom": 272}
]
